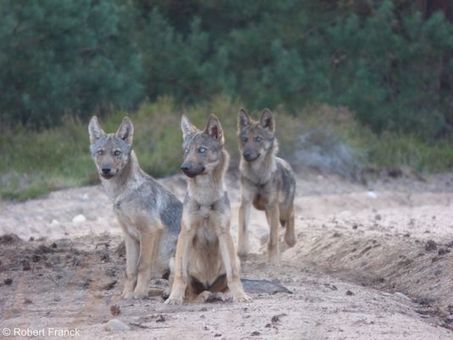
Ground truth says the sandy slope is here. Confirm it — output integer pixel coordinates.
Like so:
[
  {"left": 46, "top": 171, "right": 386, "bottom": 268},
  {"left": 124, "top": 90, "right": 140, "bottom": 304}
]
[{"left": 0, "top": 172, "right": 453, "bottom": 339}]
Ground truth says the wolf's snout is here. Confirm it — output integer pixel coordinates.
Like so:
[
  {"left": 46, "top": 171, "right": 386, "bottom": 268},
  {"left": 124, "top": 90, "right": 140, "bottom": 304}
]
[
  {"left": 101, "top": 167, "right": 115, "bottom": 178},
  {"left": 243, "top": 151, "right": 260, "bottom": 162},
  {"left": 180, "top": 163, "right": 193, "bottom": 177},
  {"left": 181, "top": 162, "right": 205, "bottom": 178}
]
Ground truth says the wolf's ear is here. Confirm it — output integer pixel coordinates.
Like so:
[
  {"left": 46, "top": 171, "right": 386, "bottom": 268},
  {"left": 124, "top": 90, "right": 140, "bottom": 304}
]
[
  {"left": 181, "top": 114, "right": 197, "bottom": 139},
  {"left": 205, "top": 114, "right": 224, "bottom": 144},
  {"left": 238, "top": 108, "right": 250, "bottom": 129},
  {"left": 260, "top": 108, "right": 274, "bottom": 132},
  {"left": 88, "top": 116, "right": 105, "bottom": 144},
  {"left": 116, "top": 117, "right": 134, "bottom": 145}
]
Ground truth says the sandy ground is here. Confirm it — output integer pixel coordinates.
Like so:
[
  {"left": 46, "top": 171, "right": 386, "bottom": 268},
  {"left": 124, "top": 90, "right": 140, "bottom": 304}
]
[{"left": 1, "top": 172, "right": 453, "bottom": 339}]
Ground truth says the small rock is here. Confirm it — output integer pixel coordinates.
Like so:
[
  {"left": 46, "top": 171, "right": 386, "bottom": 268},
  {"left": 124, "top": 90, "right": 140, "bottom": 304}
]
[
  {"left": 24, "top": 298, "right": 33, "bottom": 304},
  {"left": 21, "top": 260, "right": 31, "bottom": 271},
  {"left": 324, "top": 283, "right": 338, "bottom": 291},
  {"left": 156, "top": 315, "right": 166, "bottom": 323},
  {"left": 4, "top": 278, "right": 13, "bottom": 285},
  {"left": 438, "top": 248, "right": 450, "bottom": 256},
  {"left": 110, "top": 305, "right": 121, "bottom": 316},
  {"left": 104, "top": 319, "right": 130, "bottom": 331},
  {"left": 271, "top": 313, "right": 287, "bottom": 323},
  {"left": 72, "top": 214, "right": 87, "bottom": 224},
  {"left": 50, "top": 219, "right": 59, "bottom": 226},
  {"left": 425, "top": 240, "right": 437, "bottom": 252},
  {"left": 251, "top": 331, "right": 261, "bottom": 336},
  {"left": 367, "top": 191, "right": 377, "bottom": 198},
  {"left": 346, "top": 290, "right": 354, "bottom": 296},
  {"left": 375, "top": 214, "right": 382, "bottom": 221}
]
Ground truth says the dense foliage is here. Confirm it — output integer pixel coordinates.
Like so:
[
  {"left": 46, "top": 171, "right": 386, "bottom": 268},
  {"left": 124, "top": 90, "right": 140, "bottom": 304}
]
[
  {"left": 0, "top": 0, "right": 143, "bottom": 127},
  {"left": 0, "top": 0, "right": 452, "bottom": 139}
]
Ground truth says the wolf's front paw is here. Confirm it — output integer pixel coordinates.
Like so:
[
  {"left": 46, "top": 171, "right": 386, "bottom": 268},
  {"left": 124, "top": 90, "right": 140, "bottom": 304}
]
[
  {"left": 164, "top": 294, "right": 184, "bottom": 305},
  {"left": 121, "top": 289, "right": 134, "bottom": 299},
  {"left": 132, "top": 290, "right": 148, "bottom": 299},
  {"left": 237, "top": 240, "right": 249, "bottom": 259},
  {"left": 284, "top": 230, "right": 296, "bottom": 247},
  {"left": 268, "top": 255, "right": 281, "bottom": 266},
  {"left": 233, "top": 293, "right": 252, "bottom": 303},
  {"left": 121, "top": 278, "right": 136, "bottom": 299}
]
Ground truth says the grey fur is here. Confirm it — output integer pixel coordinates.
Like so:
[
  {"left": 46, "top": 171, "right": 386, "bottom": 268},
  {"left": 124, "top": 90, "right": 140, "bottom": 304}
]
[
  {"left": 88, "top": 116, "right": 182, "bottom": 299},
  {"left": 237, "top": 109, "right": 297, "bottom": 265},
  {"left": 165, "top": 114, "right": 250, "bottom": 304}
]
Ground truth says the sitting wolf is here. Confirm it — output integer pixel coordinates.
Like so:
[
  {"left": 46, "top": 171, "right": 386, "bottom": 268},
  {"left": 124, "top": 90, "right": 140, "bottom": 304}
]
[
  {"left": 165, "top": 114, "right": 251, "bottom": 304},
  {"left": 88, "top": 116, "right": 182, "bottom": 299}
]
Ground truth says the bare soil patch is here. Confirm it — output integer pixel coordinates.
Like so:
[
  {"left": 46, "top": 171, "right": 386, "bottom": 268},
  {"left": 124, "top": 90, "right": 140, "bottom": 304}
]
[{"left": 1, "top": 172, "right": 453, "bottom": 339}]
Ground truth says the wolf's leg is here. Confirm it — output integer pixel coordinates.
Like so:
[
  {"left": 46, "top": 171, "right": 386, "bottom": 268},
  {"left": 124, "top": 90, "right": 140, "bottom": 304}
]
[
  {"left": 165, "top": 225, "right": 192, "bottom": 305},
  {"left": 265, "top": 204, "right": 280, "bottom": 265},
  {"left": 238, "top": 200, "right": 251, "bottom": 258},
  {"left": 218, "top": 230, "right": 251, "bottom": 302},
  {"left": 122, "top": 231, "right": 139, "bottom": 299},
  {"left": 134, "top": 228, "right": 162, "bottom": 299},
  {"left": 284, "top": 205, "right": 296, "bottom": 247},
  {"left": 192, "top": 290, "right": 212, "bottom": 303}
]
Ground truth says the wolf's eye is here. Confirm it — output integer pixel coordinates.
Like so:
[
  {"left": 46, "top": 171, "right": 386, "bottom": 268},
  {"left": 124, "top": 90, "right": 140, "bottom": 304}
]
[
  {"left": 113, "top": 150, "right": 122, "bottom": 156},
  {"left": 96, "top": 150, "right": 104, "bottom": 156},
  {"left": 241, "top": 136, "right": 248, "bottom": 143},
  {"left": 198, "top": 146, "right": 207, "bottom": 153},
  {"left": 254, "top": 136, "right": 262, "bottom": 143}
]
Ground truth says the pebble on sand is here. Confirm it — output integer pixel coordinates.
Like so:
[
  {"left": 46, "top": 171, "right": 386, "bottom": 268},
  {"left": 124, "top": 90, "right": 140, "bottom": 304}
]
[
  {"left": 104, "top": 319, "right": 130, "bottom": 331},
  {"left": 72, "top": 214, "right": 87, "bottom": 224}
]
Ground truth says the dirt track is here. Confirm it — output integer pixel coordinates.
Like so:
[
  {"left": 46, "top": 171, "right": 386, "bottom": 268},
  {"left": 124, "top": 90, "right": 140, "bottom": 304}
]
[{"left": 1, "top": 172, "right": 453, "bottom": 339}]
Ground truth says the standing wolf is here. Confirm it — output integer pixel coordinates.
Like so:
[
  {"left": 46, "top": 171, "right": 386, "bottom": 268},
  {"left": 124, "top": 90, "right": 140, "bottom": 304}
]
[
  {"left": 165, "top": 114, "right": 250, "bottom": 304},
  {"left": 237, "top": 108, "right": 296, "bottom": 265},
  {"left": 88, "top": 116, "right": 182, "bottom": 299}
]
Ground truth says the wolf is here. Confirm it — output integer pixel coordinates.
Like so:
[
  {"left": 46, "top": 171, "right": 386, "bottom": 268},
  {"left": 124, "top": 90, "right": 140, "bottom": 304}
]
[
  {"left": 88, "top": 116, "right": 182, "bottom": 299},
  {"left": 237, "top": 108, "right": 296, "bottom": 265},
  {"left": 165, "top": 114, "right": 251, "bottom": 304}
]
